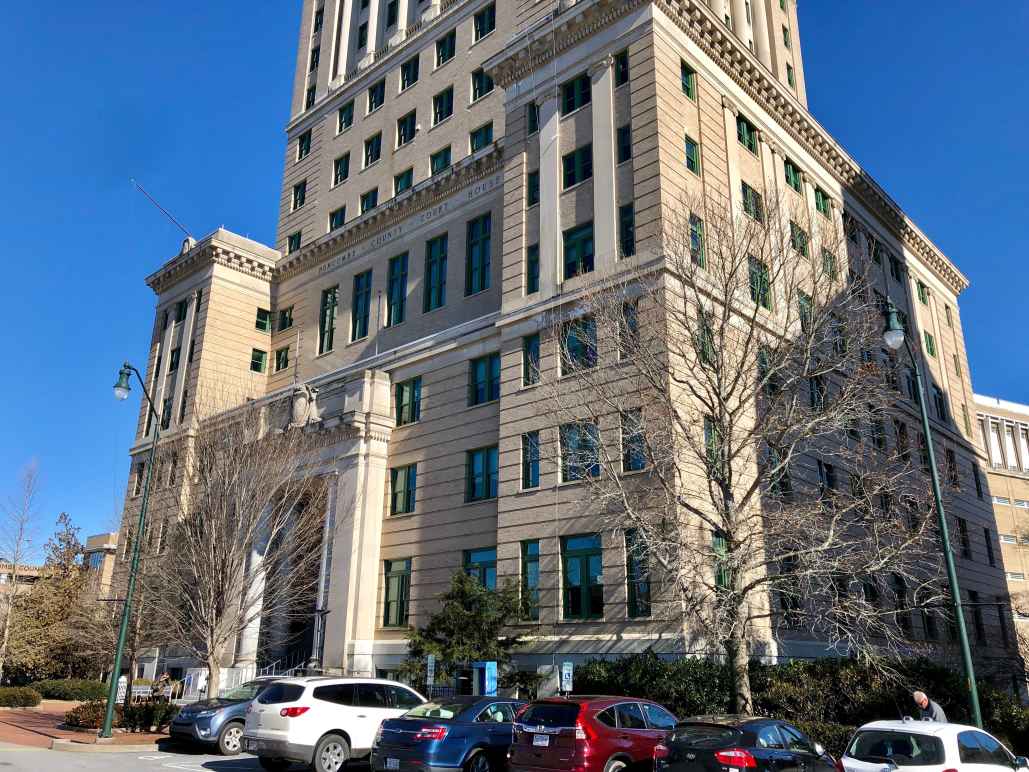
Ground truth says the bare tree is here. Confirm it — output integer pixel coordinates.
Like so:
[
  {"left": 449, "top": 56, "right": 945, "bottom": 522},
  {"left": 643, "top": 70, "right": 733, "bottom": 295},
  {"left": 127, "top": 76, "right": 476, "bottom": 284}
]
[
  {"left": 540, "top": 193, "right": 945, "bottom": 712},
  {"left": 0, "top": 462, "right": 41, "bottom": 684},
  {"left": 143, "top": 396, "right": 330, "bottom": 696}
]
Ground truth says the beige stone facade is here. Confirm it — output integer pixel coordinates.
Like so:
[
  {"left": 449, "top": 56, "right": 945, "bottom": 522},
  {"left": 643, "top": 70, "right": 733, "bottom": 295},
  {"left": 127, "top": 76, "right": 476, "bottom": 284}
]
[
  {"left": 83, "top": 532, "right": 119, "bottom": 599},
  {"left": 114, "top": 0, "right": 1018, "bottom": 686}
]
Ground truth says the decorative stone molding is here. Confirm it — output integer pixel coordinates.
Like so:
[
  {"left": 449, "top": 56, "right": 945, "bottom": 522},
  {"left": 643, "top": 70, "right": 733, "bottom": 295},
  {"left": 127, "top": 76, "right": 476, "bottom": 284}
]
[
  {"left": 589, "top": 55, "right": 615, "bottom": 76},
  {"left": 721, "top": 95, "right": 740, "bottom": 115},
  {"left": 147, "top": 239, "right": 276, "bottom": 295}
]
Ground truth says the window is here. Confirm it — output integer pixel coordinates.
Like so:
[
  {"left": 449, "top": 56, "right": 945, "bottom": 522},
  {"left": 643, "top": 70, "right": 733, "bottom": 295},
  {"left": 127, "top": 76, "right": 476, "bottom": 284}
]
[
  {"left": 523, "top": 333, "right": 540, "bottom": 386},
  {"left": 367, "top": 79, "right": 385, "bottom": 112},
  {"left": 626, "top": 529, "right": 651, "bottom": 618},
  {"left": 690, "top": 214, "right": 706, "bottom": 267},
  {"left": 786, "top": 64, "right": 796, "bottom": 88},
  {"left": 617, "top": 124, "right": 632, "bottom": 164},
  {"left": 465, "top": 548, "right": 497, "bottom": 589},
  {"left": 393, "top": 168, "right": 413, "bottom": 196},
  {"left": 160, "top": 397, "right": 172, "bottom": 430},
  {"left": 821, "top": 248, "right": 837, "bottom": 280},
  {"left": 471, "top": 68, "right": 494, "bottom": 101},
  {"left": 433, "top": 87, "right": 454, "bottom": 124},
  {"left": 278, "top": 306, "right": 294, "bottom": 331},
  {"left": 561, "top": 316, "right": 597, "bottom": 373},
  {"left": 351, "top": 270, "right": 372, "bottom": 341},
  {"left": 789, "top": 220, "right": 809, "bottom": 256},
  {"left": 400, "top": 54, "right": 419, "bottom": 90},
  {"left": 313, "top": 7, "right": 324, "bottom": 32},
  {"left": 560, "top": 422, "right": 600, "bottom": 482},
  {"left": 972, "top": 463, "right": 983, "bottom": 499},
  {"left": 430, "top": 145, "right": 452, "bottom": 175},
  {"left": 969, "top": 590, "right": 985, "bottom": 641},
  {"left": 619, "top": 204, "right": 636, "bottom": 258},
  {"left": 361, "top": 188, "right": 378, "bottom": 213},
  {"left": 424, "top": 234, "right": 447, "bottom": 311},
  {"left": 357, "top": 22, "right": 367, "bottom": 48},
  {"left": 984, "top": 528, "right": 996, "bottom": 567},
  {"left": 465, "top": 213, "right": 492, "bottom": 295},
  {"left": 469, "top": 352, "right": 501, "bottom": 405},
  {"left": 614, "top": 49, "right": 630, "bottom": 86},
  {"left": 297, "top": 130, "right": 311, "bottom": 160},
  {"left": 305, "top": 86, "right": 316, "bottom": 109},
  {"left": 712, "top": 530, "right": 730, "bottom": 589},
  {"left": 736, "top": 114, "right": 758, "bottom": 153},
  {"left": 923, "top": 331, "right": 937, "bottom": 357},
  {"left": 917, "top": 280, "right": 929, "bottom": 304},
  {"left": 622, "top": 409, "right": 646, "bottom": 472},
  {"left": 338, "top": 100, "right": 354, "bottom": 132},
  {"left": 562, "top": 534, "right": 603, "bottom": 619},
  {"left": 684, "top": 134, "right": 701, "bottom": 174},
  {"left": 782, "top": 24, "right": 792, "bottom": 48},
  {"left": 386, "top": 253, "right": 408, "bottom": 326},
  {"left": 275, "top": 346, "right": 290, "bottom": 373},
  {"left": 473, "top": 3, "right": 495, "bottom": 40},
  {"left": 521, "top": 541, "right": 540, "bottom": 620},
  {"left": 741, "top": 181, "right": 764, "bottom": 221},
  {"left": 958, "top": 517, "right": 972, "bottom": 559},
  {"left": 945, "top": 304, "right": 953, "bottom": 327},
  {"left": 526, "top": 101, "right": 540, "bottom": 134},
  {"left": 386, "top": 0, "right": 398, "bottom": 26},
  {"left": 436, "top": 29, "right": 456, "bottom": 66},
  {"left": 390, "top": 464, "right": 417, "bottom": 515},
  {"left": 525, "top": 244, "right": 540, "bottom": 294},
  {"left": 255, "top": 308, "right": 272, "bottom": 332},
  {"left": 395, "top": 377, "right": 421, "bottom": 426},
  {"left": 466, "top": 446, "right": 499, "bottom": 501},
  {"left": 526, "top": 170, "right": 540, "bottom": 206},
  {"left": 329, "top": 206, "right": 346, "bottom": 230},
  {"left": 174, "top": 299, "right": 188, "bottom": 323},
  {"left": 784, "top": 158, "right": 802, "bottom": 192},
  {"left": 562, "top": 144, "right": 593, "bottom": 188},
  {"left": 309, "top": 46, "right": 320, "bottom": 72},
  {"left": 619, "top": 300, "right": 639, "bottom": 359},
  {"left": 470, "top": 122, "right": 493, "bottom": 152},
  {"left": 334, "top": 152, "right": 350, "bottom": 185},
  {"left": 931, "top": 385, "right": 949, "bottom": 422},
  {"left": 396, "top": 111, "right": 416, "bottom": 147},
  {"left": 561, "top": 73, "right": 591, "bottom": 115},
  {"left": 748, "top": 256, "right": 771, "bottom": 309},
  {"left": 250, "top": 348, "right": 267, "bottom": 373},
  {"left": 133, "top": 463, "right": 145, "bottom": 496},
  {"left": 680, "top": 60, "right": 697, "bottom": 99},
  {"left": 179, "top": 389, "right": 189, "bottom": 423},
  {"left": 814, "top": 187, "right": 831, "bottom": 216},
  {"left": 292, "top": 180, "right": 307, "bottom": 210},
  {"left": 798, "top": 292, "right": 813, "bottom": 333},
  {"left": 168, "top": 346, "right": 181, "bottom": 372},
  {"left": 364, "top": 132, "right": 382, "bottom": 166},
  {"left": 383, "top": 559, "right": 411, "bottom": 627},
  {"left": 522, "top": 432, "right": 540, "bottom": 489},
  {"left": 945, "top": 447, "right": 959, "bottom": 488},
  {"left": 563, "top": 221, "right": 594, "bottom": 280}
]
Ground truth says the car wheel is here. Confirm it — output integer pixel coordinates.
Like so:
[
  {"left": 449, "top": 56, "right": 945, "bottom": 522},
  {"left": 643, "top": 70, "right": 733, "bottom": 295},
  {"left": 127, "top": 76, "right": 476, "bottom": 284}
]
[
  {"left": 466, "top": 751, "right": 493, "bottom": 772},
  {"left": 313, "top": 733, "right": 350, "bottom": 772},
  {"left": 217, "top": 722, "right": 244, "bottom": 756},
  {"left": 603, "top": 759, "right": 628, "bottom": 772},
  {"left": 258, "top": 758, "right": 291, "bottom": 771}
]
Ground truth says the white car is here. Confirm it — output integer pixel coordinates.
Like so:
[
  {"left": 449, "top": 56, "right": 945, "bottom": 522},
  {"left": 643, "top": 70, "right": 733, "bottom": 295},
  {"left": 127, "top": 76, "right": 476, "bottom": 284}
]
[
  {"left": 242, "top": 676, "right": 426, "bottom": 772},
  {"left": 841, "top": 719, "right": 1029, "bottom": 772}
]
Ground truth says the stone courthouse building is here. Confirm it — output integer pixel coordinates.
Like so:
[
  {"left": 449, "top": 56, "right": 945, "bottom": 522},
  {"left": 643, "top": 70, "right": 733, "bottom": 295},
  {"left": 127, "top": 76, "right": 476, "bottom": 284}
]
[{"left": 117, "top": 0, "right": 1020, "bottom": 687}]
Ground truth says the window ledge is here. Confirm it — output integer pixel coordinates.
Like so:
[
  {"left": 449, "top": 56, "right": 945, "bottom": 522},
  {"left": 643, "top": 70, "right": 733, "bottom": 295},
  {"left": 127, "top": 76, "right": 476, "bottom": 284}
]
[
  {"left": 469, "top": 30, "right": 496, "bottom": 49},
  {"left": 336, "top": 125, "right": 353, "bottom": 137},
  {"left": 560, "top": 104, "right": 592, "bottom": 122},
  {"left": 468, "top": 92, "right": 494, "bottom": 108},
  {"left": 561, "top": 178, "right": 593, "bottom": 194},
  {"left": 361, "top": 159, "right": 382, "bottom": 173},
  {"left": 429, "top": 115, "right": 453, "bottom": 133}
]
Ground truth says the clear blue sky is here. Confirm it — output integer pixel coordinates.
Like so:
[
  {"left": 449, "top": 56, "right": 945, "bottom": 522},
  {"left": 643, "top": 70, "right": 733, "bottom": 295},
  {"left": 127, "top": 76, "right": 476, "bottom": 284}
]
[{"left": 1, "top": 2, "right": 1026, "bottom": 547}]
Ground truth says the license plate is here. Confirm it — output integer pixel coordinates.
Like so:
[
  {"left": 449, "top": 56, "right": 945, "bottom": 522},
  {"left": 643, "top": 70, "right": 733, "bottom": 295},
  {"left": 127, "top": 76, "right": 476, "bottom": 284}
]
[
  {"left": 533, "top": 734, "right": 550, "bottom": 747},
  {"left": 245, "top": 739, "right": 263, "bottom": 752},
  {"left": 386, "top": 759, "right": 400, "bottom": 770}
]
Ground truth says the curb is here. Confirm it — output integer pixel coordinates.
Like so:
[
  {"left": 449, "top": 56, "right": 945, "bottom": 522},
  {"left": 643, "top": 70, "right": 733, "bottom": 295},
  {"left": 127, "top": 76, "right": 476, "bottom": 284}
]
[{"left": 50, "top": 739, "right": 161, "bottom": 753}]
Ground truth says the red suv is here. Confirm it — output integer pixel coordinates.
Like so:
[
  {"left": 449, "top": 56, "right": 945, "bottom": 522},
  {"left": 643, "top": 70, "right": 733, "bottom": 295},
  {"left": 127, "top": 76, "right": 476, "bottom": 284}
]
[{"left": 509, "top": 696, "right": 677, "bottom": 772}]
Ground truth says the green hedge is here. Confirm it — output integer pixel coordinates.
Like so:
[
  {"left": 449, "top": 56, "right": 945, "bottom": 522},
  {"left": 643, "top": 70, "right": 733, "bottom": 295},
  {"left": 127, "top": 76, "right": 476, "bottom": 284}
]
[
  {"left": 123, "top": 702, "right": 179, "bottom": 732},
  {"left": 65, "top": 700, "right": 121, "bottom": 729},
  {"left": 0, "top": 687, "right": 42, "bottom": 708},
  {"left": 30, "top": 679, "right": 107, "bottom": 701}
]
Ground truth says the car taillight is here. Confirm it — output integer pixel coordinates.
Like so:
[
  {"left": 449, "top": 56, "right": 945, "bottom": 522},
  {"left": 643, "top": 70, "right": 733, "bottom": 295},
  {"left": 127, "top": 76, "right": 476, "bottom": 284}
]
[
  {"left": 575, "top": 722, "right": 588, "bottom": 741},
  {"left": 834, "top": 757, "right": 844, "bottom": 772},
  {"left": 943, "top": 769, "right": 959, "bottom": 772},
  {"left": 714, "top": 748, "right": 757, "bottom": 769},
  {"left": 374, "top": 725, "right": 384, "bottom": 745},
  {"left": 414, "top": 726, "right": 449, "bottom": 741},
  {"left": 280, "top": 706, "right": 310, "bottom": 718},
  {"left": 653, "top": 744, "right": 670, "bottom": 762}
]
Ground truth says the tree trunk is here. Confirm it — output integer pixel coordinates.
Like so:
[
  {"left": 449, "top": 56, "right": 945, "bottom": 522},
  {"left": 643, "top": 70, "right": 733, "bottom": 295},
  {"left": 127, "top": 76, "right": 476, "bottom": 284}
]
[
  {"left": 725, "top": 620, "right": 753, "bottom": 715},
  {"left": 0, "top": 595, "right": 12, "bottom": 684},
  {"left": 207, "top": 653, "right": 222, "bottom": 700}
]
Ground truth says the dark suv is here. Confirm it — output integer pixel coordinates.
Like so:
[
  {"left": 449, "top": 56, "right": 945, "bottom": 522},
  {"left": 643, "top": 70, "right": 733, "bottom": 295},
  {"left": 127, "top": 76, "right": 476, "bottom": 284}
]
[{"left": 509, "top": 696, "right": 677, "bottom": 772}]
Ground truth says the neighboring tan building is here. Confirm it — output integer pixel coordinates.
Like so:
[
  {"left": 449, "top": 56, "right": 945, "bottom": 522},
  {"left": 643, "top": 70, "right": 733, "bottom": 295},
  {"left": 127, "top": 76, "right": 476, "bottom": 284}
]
[
  {"left": 114, "top": 0, "right": 1017, "bottom": 688},
  {"left": 0, "top": 563, "right": 41, "bottom": 597},
  {"left": 82, "top": 532, "right": 119, "bottom": 598}
]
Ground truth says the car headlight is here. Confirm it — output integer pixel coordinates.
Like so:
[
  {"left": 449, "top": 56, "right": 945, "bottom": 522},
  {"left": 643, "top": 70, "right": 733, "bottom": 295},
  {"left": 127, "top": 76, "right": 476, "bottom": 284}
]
[{"left": 195, "top": 710, "right": 217, "bottom": 718}]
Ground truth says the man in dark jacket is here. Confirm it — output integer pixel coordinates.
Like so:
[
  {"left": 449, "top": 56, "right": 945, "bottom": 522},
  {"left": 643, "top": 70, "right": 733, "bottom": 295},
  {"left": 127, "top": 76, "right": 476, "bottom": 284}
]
[{"left": 912, "top": 690, "right": 948, "bottom": 722}]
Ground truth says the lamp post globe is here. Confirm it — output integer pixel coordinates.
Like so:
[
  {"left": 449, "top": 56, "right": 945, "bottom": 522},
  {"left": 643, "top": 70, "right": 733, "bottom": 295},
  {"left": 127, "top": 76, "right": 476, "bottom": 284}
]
[
  {"left": 883, "top": 302, "right": 906, "bottom": 351},
  {"left": 113, "top": 365, "right": 133, "bottom": 401}
]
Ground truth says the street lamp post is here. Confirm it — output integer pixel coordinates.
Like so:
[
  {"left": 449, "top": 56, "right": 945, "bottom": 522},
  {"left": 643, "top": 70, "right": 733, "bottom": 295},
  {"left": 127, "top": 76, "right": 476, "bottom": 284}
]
[
  {"left": 100, "top": 362, "right": 162, "bottom": 739},
  {"left": 883, "top": 302, "right": 982, "bottom": 727}
]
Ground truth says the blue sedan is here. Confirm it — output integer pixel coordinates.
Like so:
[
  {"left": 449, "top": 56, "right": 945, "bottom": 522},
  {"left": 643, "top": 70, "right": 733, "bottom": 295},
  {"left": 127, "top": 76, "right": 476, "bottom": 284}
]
[{"left": 371, "top": 695, "right": 527, "bottom": 772}]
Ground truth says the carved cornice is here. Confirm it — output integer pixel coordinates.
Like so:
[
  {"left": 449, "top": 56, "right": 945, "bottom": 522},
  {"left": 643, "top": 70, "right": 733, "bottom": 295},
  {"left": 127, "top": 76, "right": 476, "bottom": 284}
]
[
  {"left": 146, "top": 241, "right": 276, "bottom": 295},
  {"left": 487, "top": 0, "right": 969, "bottom": 295}
]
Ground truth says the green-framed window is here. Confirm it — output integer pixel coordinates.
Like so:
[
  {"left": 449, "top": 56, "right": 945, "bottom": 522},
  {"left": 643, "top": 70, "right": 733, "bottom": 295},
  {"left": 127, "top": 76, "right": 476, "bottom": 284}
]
[
  {"left": 788, "top": 221, "right": 807, "bottom": 257},
  {"left": 560, "top": 421, "right": 600, "bottom": 482},
  {"left": 400, "top": 54, "right": 419, "bottom": 89},
  {"left": 470, "top": 122, "right": 493, "bottom": 152},
  {"left": 318, "top": 285, "right": 338, "bottom": 354},
  {"left": 433, "top": 86, "right": 454, "bottom": 125},
  {"left": 704, "top": 415, "right": 724, "bottom": 478},
  {"left": 522, "top": 431, "right": 540, "bottom": 489},
  {"left": 561, "top": 73, "right": 591, "bottom": 115},
  {"left": 622, "top": 409, "right": 646, "bottom": 472},
  {"left": 329, "top": 206, "right": 346, "bottom": 231},
  {"left": 525, "top": 244, "right": 540, "bottom": 295},
  {"left": 386, "top": 0, "right": 398, "bottom": 25},
  {"left": 430, "top": 146, "right": 452, "bottom": 175},
  {"left": 784, "top": 158, "right": 802, "bottom": 192},
  {"left": 357, "top": 23, "right": 367, "bottom": 48},
  {"left": 287, "top": 231, "right": 301, "bottom": 254},
  {"left": 561, "top": 316, "right": 597, "bottom": 374},
  {"left": 471, "top": 68, "right": 494, "bottom": 101},
  {"left": 617, "top": 124, "right": 632, "bottom": 164},
  {"left": 465, "top": 547, "right": 497, "bottom": 589},
  {"left": 526, "top": 170, "right": 540, "bottom": 206},
  {"left": 394, "top": 168, "right": 413, "bottom": 196},
  {"left": 690, "top": 213, "right": 706, "bottom": 267},
  {"left": 614, "top": 49, "right": 630, "bottom": 86},
  {"left": 619, "top": 204, "right": 636, "bottom": 258},
  {"left": 364, "top": 132, "right": 382, "bottom": 167},
  {"left": 338, "top": 100, "right": 354, "bottom": 132},
  {"left": 469, "top": 352, "right": 501, "bottom": 405},
  {"left": 473, "top": 3, "right": 495, "bottom": 40},
  {"left": 698, "top": 307, "right": 716, "bottom": 366},
  {"left": 390, "top": 463, "right": 417, "bottom": 515},
  {"left": 436, "top": 29, "right": 456, "bottom": 66},
  {"left": 383, "top": 558, "right": 411, "bottom": 627},
  {"left": 424, "top": 234, "right": 447, "bottom": 311},
  {"left": 741, "top": 182, "right": 764, "bottom": 221},
  {"left": 684, "top": 134, "right": 701, "bottom": 174},
  {"left": 563, "top": 221, "right": 594, "bottom": 279},
  {"left": 821, "top": 248, "right": 837, "bottom": 280},
  {"left": 250, "top": 348, "right": 267, "bottom": 373},
  {"left": 562, "top": 144, "right": 593, "bottom": 188},
  {"left": 917, "top": 281, "right": 929, "bottom": 304},
  {"left": 465, "top": 213, "right": 492, "bottom": 294},
  {"left": 521, "top": 540, "right": 540, "bottom": 620},
  {"left": 527, "top": 101, "right": 540, "bottom": 134},
  {"left": 386, "top": 253, "right": 408, "bottom": 327},
  {"left": 736, "top": 114, "right": 758, "bottom": 153},
  {"left": 297, "top": 129, "right": 311, "bottom": 161},
  {"left": 680, "top": 60, "right": 697, "bottom": 100},
  {"left": 278, "top": 306, "right": 293, "bottom": 332},
  {"left": 798, "top": 291, "right": 813, "bottom": 333},
  {"left": 619, "top": 300, "right": 639, "bottom": 358},
  {"left": 748, "top": 256, "right": 771, "bottom": 309},
  {"left": 351, "top": 269, "right": 372, "bottom": 341},
  {"left": 367, "top": 79, "right": 385, "bottom": 112},
  {"left": 712, "top": 530, "right": 730, "bottom": 590},
  {"left": 360, "top": 188, "right": 378, "bottom": 213},
  {"left": 523, "top": 333, "right": 540, "bottom": 386},
  {"left": 256, "top": 308, "right": 272, "bottom": 332},
  {"left": 334, "top": 152, "right": 350, "bottom": 185},
  {"left": 465, "top": 446, "right": 499, "bottom": 502},
  {"left": 782, "top": 25, "right": 791, "bottom": 48},
  {"left": 786, "top": 64, "right": 796, "bottom": 88},
  {"left": 924, "top": 331, "right": 937, "bottom": 357},
  {"left": 395, "top": 377, "right": 421, "bottom": 426},
  {"left": 562, "top": 534, "right": 603, "bottom": 620},
  {"left": 397, "top": 111, "right": 417, "bottom": 147},
  {"left": 175, "top": 299, "right": 188, "bottom": 322},
  {"left": 815, "top": 187, "right": 831, "bottom": 217},
  {"left": 292, "top": 180, "right": 307, "bottom": 210},
  {"left": 274, "top": 346, "right": 289, "bottom": 372},
  {"left": 626, "top": 529, "right": 651, "bottom": 618}
]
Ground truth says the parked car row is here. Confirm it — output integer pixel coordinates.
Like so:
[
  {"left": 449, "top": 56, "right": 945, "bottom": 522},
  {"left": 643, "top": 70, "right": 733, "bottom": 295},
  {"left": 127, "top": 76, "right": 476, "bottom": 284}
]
[{"left": 168, "top": 674, "right": 1029, "bottom": 772}]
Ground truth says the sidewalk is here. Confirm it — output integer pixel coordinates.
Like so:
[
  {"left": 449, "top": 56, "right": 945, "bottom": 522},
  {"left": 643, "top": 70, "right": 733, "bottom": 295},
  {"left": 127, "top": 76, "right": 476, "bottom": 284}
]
[{"left": 0, "top": 702, "right": 167, "bottom": 750}]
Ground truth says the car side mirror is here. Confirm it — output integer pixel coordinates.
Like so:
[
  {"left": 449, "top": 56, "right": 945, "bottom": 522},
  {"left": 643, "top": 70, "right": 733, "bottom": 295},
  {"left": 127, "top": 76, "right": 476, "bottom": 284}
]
[
  {"left": 1014, "top": 756, "right": 1028, "bottom": 770},
  {"left": 813, "top": 743, "right": 825, "bottom": 757}
]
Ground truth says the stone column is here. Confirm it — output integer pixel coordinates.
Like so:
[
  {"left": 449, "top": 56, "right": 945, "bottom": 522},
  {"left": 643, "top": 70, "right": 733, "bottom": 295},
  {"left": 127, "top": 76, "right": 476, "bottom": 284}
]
[
  {"left": 149, "top": 306, "right": 177, "bottom": 437},
  {"left": 333, "top": 0, "right": 356, "bottom": 80},
  {"left": 171, "top": 288, "right": 200, "bottom": 429},
  {"left": 364, "top": 0, "right": 383, "bottom": 61},
  {"left": 233, "top": 516, "right": 270, "bottom": 667},
  {"left": 730, "top": 0, "right": 753, "bottom": 47},
  {"left": 537, "top": 88, "right": 562, "bottom": 295},
  {"left": 751, "top": 0, "right": 773, "bottom": 70},
  {"left": 309, "top": 472, "right": 339, "bottom": 670},
  {"left": 395, "top": 0, "right": 410, "bottom": 34},
  {"left": 590, "top": 56, "right": 618, "bottom": 266},
  {"left": 721, "top": 96, "right": 743, "bottom": 222}
]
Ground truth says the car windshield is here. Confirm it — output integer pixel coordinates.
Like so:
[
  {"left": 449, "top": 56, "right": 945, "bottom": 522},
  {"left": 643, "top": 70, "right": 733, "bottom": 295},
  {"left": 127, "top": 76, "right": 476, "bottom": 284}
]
[
  {"left": 405, "top": 701, "right": 469, "bottom": 720},
  {"left": 847, "top": 730, "right": 945, "bottom": 766},
  {"left": 221, "top": 682, "right": 264, "bottom": 701},
  {"left": 257, "top": 683, "right": 305, "bottom": 705},
  {"left": 673, "top": 724, "right": 740, "bottom": 748},
  {"left": 520, "top": 703, "right": 581, "bottom": 728}
]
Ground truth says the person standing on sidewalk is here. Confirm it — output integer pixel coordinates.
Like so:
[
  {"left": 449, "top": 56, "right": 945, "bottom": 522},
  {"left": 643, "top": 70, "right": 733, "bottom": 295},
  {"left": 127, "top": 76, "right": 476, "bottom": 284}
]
[{"left": 912, "top": 691, "right": 948, "bottom": 722}]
